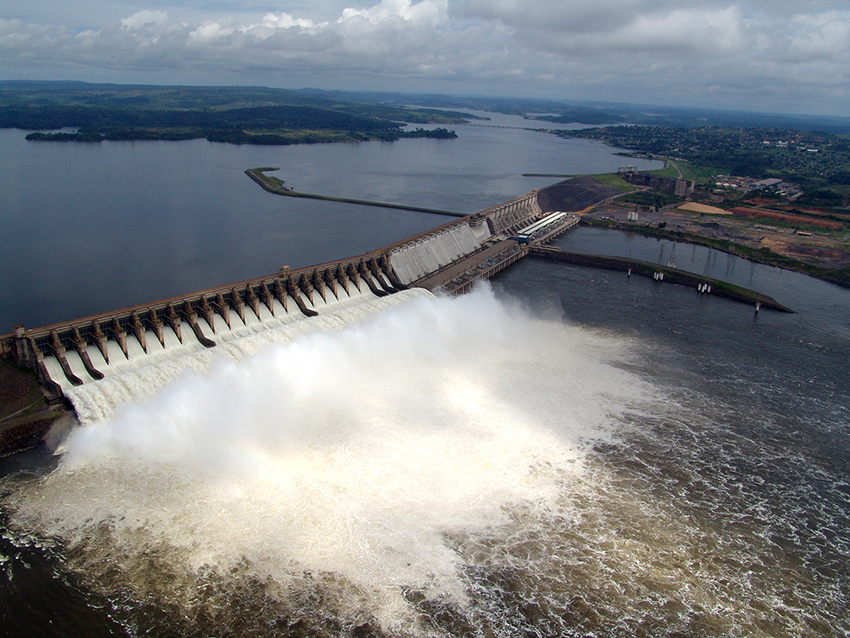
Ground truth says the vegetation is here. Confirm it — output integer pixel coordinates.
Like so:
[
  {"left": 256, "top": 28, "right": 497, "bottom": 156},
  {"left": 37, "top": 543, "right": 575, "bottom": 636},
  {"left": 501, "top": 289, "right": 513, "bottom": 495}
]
[
  {"left": 0, "top": 82, "right": 465, "bottom": 145},
  {"left": 592, "top": 173, "right": 635, "bottom": 192},
  {"left": 0, "top": 358, "right": 63, "bottom": 455},
  {"left": 344, "top": 90, "right": 850, "bottom": 133},
  {"left": 556, "top": 125, "right": 850, "bottom": 201},
  {"left": 0, "top": 359, "right": 44, "bottom": 422}
]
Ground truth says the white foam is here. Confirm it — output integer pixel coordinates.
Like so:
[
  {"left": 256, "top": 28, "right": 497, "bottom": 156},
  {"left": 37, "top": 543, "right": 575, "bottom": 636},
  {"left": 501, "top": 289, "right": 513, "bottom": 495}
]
[
  {"left": 62, "top": 288, "right": 412, "bottom": 423},
  {"left": 9, "top": 284, "right": 648, "bottom": 632}
]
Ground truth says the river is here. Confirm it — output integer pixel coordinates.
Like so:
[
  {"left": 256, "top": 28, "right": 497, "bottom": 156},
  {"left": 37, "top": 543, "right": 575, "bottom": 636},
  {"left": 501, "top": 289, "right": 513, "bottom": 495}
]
[{"left": 1, "top": 114, "right": 848, "bottom": 637}]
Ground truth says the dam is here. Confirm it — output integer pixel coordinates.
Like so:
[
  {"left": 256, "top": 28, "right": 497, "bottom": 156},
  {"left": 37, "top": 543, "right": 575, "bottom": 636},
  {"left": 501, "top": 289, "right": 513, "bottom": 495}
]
[{"left": 1, "top": 187, "right": 582, "bottom": 410}]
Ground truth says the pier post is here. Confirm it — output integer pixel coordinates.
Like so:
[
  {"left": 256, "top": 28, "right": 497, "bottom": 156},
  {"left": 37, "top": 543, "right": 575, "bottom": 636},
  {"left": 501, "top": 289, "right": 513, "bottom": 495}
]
[
  {"left": 213, "top": 293, "right": 231, "bottom": 328},
  {"left": 182, "top": 301, "right": 216, "bottom": 347},
  {"left": 71, "top": 326, "right": 103, "bottom": 380},
  {"left": 311, "top": 270, "right": 326, "bottom": 302},
  {"left": 323, "top": 269, "right": 338, "bottom": 299},
  {"left": 299, "top": 274, "right": 314, "bottom": 305},
  {"left": 244, "top": 285, "right": 261, "bottom": 320},
  {"left": 165, "top": 303, "right": 183, "bottom": 343},
  {"left": 346, "top": 263, "right": 361, "bottom": 291},
  {"left": 229, "top": 289, "right": 245, "bottom": 324},
  {"left": 272, "top": 278, "right": 288, "bottom": 312},
  {"left": 358, "top": 261, "right": 388, "bottom": 297},
  {"left": 129, "top": 312, "right": 147, "bottom": 353},
  {"left": 287, "top": 280, "right": 318, "bottom": 317},
  {"left": 90, "top": 320, "right": 109, "bottom": 362},
  {"left": 380, "top": 255, "right": 407, "bottom": 290},
  {"left": 369, "top": 258, "right": 397, "bottom": 293},
  {"left": 197, "top": 296, "right": 216, "bottom": 332},
  {"left": 23, "top": 331, "right": 64, "bottom": 404},
  {"left": 109, "top": 318, "right": 129, "bottom": 359},
  {"left": 50, "top": 330, "right": 82, "bottom": 386},
  {"left": 259, "top": 282, "right": 275, "bottom": 315},
  {"left": 147, "top": 308, "right": 165, "bottom": 347},
  {"left": 336, "top": 264, "right": 351, "bottom": 294}
]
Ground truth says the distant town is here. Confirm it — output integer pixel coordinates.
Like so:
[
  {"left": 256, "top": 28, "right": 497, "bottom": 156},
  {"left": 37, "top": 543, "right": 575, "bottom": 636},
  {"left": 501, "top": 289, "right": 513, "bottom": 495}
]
[{"left": 555, "top": 125, "right": 850, "bottom": 209}]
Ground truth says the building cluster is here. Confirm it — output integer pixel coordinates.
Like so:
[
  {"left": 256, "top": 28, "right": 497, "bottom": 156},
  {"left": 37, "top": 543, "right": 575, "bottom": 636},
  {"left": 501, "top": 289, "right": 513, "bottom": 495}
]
[{"left": 712, "top": 175, "right": 802, "bottom": 200}]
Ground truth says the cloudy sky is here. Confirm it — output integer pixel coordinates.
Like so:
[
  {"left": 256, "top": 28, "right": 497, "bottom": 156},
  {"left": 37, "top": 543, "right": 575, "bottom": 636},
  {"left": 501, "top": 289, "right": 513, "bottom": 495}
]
[{"left": 2, "top": 0, "right": 848, "bottom": 116}]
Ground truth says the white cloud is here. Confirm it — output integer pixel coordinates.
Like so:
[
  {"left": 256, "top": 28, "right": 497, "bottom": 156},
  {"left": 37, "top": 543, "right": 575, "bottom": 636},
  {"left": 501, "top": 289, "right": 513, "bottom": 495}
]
[
  {"left": 120, "top": 10, "right": 169, "bottom": 31},
  {"left": 788, "top": 11, "right": 850, "bottom": 61},
  {"left": 189, "top": 21, "right": 236, "bottom": 44},
  {"left": 260, "top": 12, "right": 321, "bottom": 30},
  {"left": 613, "top": 7, "right": 745, "bottom": 53},
  {"left": 339, "top": 0, "right": 448, "bottom": 26},
  {"left": 0, "top": 17, "right": 68, "bottom": 54},
  {"left": 0, "top": 1, "right": 848, "bottom": 116}
]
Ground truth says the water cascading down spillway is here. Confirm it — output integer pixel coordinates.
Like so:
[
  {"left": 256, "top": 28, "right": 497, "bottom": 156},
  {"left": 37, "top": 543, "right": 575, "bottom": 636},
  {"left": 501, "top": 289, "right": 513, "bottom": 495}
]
[
  {"left": 23, "top": 257, "right": 412, "bottom": 422},
  {"left": 6, "top": 189, "right": 549, "bottom": 421}
]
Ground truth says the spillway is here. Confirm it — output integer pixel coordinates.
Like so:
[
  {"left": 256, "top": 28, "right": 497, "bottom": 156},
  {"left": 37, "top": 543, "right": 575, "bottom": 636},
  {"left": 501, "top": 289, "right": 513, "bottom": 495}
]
[
  {"left": 3, "top": 188, "right": 566, "bottom": 412},
  {"left": 65, "top": 288, "right": 429, "bottom": 424},
  {"left": 44, "top": 284, "right": 380, "bottom": 395}
]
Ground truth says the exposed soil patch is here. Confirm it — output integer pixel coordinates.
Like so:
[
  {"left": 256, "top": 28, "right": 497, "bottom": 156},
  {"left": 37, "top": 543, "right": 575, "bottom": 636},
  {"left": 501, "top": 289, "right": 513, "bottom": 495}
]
[
  {"left": 778, "top": 244, "right": 848, "bottom": 266},
  {"left": 585, "top": 199, "right": 850, "bottom": 278},
  {"left": 0, "top": 359, "right": 36, "bottom": 415},
  {"left": 747, "top": 198, "right": 850, "bottom": 220},
  {"left": 0, "top": 415, "right": 56, "bottom": 455},
  {"left": 730, "top": 206, "right": 843, "bottom": 229}
]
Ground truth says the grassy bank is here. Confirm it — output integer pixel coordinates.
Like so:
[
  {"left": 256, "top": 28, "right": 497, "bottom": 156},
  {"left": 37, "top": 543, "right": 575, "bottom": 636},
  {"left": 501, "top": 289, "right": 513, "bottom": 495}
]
[{"left": 592, "top": 173, "right": 636, "bottom": 191}]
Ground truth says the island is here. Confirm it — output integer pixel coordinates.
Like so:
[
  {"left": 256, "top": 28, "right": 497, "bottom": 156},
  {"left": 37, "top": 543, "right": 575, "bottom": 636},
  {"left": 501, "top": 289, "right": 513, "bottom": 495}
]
[{"left": 0, "top": 82, "right": 465, "bottom": 145}]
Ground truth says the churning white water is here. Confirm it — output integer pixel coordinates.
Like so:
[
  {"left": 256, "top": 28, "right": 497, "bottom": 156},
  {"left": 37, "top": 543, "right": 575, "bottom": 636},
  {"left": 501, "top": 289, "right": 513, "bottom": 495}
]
[
  {"left": 19, "top": 284, "right": 829, "bottom": 636},
  {"left": 8, "top": 285, "right": 657, "bottom": 634}
]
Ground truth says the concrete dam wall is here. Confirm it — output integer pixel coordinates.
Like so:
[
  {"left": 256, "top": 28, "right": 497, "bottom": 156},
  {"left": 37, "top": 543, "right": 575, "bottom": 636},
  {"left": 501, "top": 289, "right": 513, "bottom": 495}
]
[
  {"left": 8, "top": 254, "right": 404, "bottom": 403},
  {"left": 2, "top": 189, "right": 548, "bottom": 409},
  {"left": 391, "top": 221, "right": 484, "bottom": 284}
]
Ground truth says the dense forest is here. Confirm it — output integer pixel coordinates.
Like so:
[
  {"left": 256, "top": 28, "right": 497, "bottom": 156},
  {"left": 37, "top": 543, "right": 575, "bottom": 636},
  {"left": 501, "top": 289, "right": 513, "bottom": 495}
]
[{"left": 0, "top": 82, "right": 465, "bottom": 145}]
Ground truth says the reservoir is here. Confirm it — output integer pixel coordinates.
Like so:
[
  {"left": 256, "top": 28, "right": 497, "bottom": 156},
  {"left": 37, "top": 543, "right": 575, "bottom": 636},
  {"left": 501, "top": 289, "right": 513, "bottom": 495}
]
[
  {"left": 1, "top": 115, "right": 848, "bottom": 637},
  {"left": 0, "top": 115, "right": 658, "bottom": 330}
]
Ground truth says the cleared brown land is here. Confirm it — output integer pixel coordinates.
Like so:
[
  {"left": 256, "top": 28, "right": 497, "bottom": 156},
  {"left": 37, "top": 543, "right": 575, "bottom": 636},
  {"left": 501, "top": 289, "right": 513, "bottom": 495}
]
[
  {"left": 730, "top": 206, "right": 843, "bottom": 229},
  {"left": 747, "top": 198, "right": 850, "bottom": 219},
  {"left": 678, "top": 202, "right": 731, "bottom": 215}
]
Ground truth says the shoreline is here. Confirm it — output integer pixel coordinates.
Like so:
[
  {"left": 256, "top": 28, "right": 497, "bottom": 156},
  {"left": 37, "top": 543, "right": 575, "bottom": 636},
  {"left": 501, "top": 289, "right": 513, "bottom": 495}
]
[
  {"left": 529, "top": 246, "right": 793, "bottom": 312},
  {"left": 581, "top": 217, "right": 850, "bottom": 291}
]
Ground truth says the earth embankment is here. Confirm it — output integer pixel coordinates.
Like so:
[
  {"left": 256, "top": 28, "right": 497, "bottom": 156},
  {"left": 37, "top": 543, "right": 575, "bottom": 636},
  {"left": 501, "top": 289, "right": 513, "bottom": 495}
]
[{"left": 537, "top": 176, "right": 623, "bottom": 213}]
